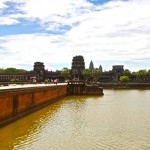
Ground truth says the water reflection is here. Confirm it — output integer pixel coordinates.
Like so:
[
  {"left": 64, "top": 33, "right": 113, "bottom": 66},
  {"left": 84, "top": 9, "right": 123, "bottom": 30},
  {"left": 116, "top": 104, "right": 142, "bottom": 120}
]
[
  {"left": 0, "top": 90, "right": 150, "bottom": 150},
  {"left": 0, "top": 100, "right": 62, "bottom": 150}
]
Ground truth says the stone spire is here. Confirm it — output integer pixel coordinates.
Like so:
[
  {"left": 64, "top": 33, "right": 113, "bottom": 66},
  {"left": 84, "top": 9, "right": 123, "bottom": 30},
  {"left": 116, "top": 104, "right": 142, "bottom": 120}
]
[
  {"left": 99, "top": 65, "right": 103, "bottom": 73},
  {"left": 89, "top": 60, "right": 94, "bottom": 71}
]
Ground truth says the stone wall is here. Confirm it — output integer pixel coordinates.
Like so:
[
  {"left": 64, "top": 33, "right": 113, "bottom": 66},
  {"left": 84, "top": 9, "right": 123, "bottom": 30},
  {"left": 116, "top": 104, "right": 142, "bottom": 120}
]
[{"left": 0, "top": 85, "right": 67, "bottom": 127}]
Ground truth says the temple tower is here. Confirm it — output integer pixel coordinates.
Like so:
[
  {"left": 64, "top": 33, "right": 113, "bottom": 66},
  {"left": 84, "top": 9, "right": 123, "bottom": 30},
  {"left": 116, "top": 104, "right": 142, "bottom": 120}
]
[
  {"left": 112, "top": 65, "right": 124, "bottom": 81},
  {"left": 71, "top": 55, "right": 85, "bottom": 80},
  {"left": 89, "top": 61, "right": 94, "bottom": 71},
  {"left": 33, "top": 62, "right": 46, "bottom": 82}
]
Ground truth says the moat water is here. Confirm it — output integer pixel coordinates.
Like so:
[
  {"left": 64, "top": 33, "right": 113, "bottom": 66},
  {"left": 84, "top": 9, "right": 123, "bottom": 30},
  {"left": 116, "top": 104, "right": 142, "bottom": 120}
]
[{"left": 0, "top": 89, "right": 150, "bottom": 150}]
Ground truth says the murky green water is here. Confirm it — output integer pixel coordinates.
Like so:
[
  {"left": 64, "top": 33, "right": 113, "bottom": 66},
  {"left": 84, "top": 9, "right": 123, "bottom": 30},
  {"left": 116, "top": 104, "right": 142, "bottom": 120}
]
[{"left": 0, "top": 89, "right": 150, "bottom": 150}]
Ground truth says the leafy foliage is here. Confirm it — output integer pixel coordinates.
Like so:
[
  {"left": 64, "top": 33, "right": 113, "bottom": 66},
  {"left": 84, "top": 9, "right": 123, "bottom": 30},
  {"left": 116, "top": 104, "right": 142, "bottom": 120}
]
[
  {"left": 0, "top": 67, "right": 27, "bottom": 73},
  {"left": 131, "top": 71, "right": 137, "bottom": 75},
  {"left": 10, "top": 78, "right": 18, "bottom": 82},
  {"left": 0, "top": 68, "right": 5, "bottom": 72},
  {"left": 137, "top": 69, "right": 148, "bottom": 77},
  {"left": 61, "top": 67, "right": 70, "bottom": 79},
  {"left": 82, "top": 69, "right": 91, "bottom": 78},
  {"left": 92, "top": 68, "right": 100, "bottom": 78},
  {"left": 148, "top": 70, "right": 150, "bottom": 75},
  {"left": 120, "top": 76, "right": 130, "bottom": 82},
  {"left": 123, "top": 69, "right": 131, "bottom": 76}
]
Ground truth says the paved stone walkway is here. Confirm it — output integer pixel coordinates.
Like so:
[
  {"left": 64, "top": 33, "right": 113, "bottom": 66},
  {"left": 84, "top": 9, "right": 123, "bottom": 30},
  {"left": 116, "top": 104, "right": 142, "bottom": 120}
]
[{"left": 0, "top": 83, "right": 67, "bottom": 90}]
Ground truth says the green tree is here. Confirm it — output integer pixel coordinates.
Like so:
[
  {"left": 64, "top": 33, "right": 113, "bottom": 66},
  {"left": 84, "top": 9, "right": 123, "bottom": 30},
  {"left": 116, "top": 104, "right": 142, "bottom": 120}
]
[
  {"left": 0, "top": 68, "right": 5, "bottom": 72},
  {"left": 120, "top": 76, "right": 130, "bottom": 82},
  {"left": 92, "top": 68, "right": 100, "bottom": 82},
  {"left": 147, "top": 69, "right": 150, "bottom": 75},
  {"left": 132, "top": 71, "right": 137, "bottom": 75},
  {"left": 10, "top": 78, "right": 18, "bottom": 82},
  {"left": 82, "top": 69, "right": 91, "bottom": 81},
  {"left": 123, "top": 69, "right": 131, "bottom": 76},
  {"left": 5, "top": 67, "right": 27, "bottom": 72},
  {"left": 16, "top": 69, "right": 27, "bottom": 72},
  {"left": 137, "top": 69, "right": 147, "bottom": 79},
  {"left": 5, "top": 68, "right": 17, "bottom": 72},
  {"left": 61, "top": 67, "right": 70, "bottom": 80}
]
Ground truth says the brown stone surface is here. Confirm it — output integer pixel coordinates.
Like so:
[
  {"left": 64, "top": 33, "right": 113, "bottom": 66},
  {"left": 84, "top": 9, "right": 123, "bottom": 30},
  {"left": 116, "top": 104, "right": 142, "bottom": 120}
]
[
  {"left": 17, "top": 92, "right": 33, "bottom": 113},
  {"left": 0, "top": 85, "right": 67, "bottom": 127},
  {"left": 0, "top": 94, "right": 14, "bottom": 119}
]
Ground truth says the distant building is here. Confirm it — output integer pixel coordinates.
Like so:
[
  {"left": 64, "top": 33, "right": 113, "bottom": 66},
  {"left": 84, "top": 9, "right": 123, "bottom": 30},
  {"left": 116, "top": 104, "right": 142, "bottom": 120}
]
[
  {"left": 0, "top": 62, "right": 64, "bottom": 83},
  {"left": 98, "top": 65, "right": 124, "bottom": 82},
  {"left": 0, "top": 72, "right": 29, "bottom": 82},
  {"left": 112, "top": 65, "right": 124, "bottom": 81}
]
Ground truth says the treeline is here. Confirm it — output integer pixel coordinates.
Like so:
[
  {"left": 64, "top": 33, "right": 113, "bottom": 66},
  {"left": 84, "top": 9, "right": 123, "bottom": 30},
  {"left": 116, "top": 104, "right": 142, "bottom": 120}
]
[
  {"left": 120, "top": 69, "right": 150, "bottom": 82},
  {"left": 0, "top": 67, "right": 27, "bottom": 73},
  {"left": 123, "top": 69, "right": 150, "bottom": 76}
]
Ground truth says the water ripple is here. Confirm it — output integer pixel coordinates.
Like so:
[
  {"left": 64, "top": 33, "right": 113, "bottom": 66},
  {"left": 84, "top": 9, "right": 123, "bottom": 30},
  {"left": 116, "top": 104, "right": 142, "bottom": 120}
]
[{"left": 0, "top": 90, "right": 150, "bottom": 150}]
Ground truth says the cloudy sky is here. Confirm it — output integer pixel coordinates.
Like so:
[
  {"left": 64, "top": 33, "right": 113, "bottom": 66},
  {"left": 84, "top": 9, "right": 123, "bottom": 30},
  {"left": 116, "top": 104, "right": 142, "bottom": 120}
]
[{"left": 0, "top": 0, "right": 150, "bottom": 71}]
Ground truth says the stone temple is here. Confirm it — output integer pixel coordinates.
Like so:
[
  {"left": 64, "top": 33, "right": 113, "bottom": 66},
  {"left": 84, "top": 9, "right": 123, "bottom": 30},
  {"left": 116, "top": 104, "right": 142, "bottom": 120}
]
[
  {"left": 0, "top": 55, "right": 150, "bottom": 84},
  {"left": 33, "top": 62, "right": 46, "bottom": 82},
  {"left": 71, "top": 55, "right": 85, "bottom": 80}
]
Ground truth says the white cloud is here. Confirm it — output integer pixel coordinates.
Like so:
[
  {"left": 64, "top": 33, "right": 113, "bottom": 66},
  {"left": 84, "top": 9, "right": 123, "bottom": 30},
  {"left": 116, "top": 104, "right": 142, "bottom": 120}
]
[
  {"left": 0, "top": 0, "right": 23, "bottom": 25},
  {"left": 0, "top": 33, "right": 73, "bottom": 70},
  {"left": 0, "top": 1, "right": 6, "bottom": 9},
  {"left": 11, "top": 0, "right": 94, "bottom": 29},
  {"left": 21, "top": 0, "right": 92, "bottom": 17},
  {"left": 0, "top": 0, "right": 150, "bottom": 71},
  {"left": 0, "top": 16, "right": 19, "bottom": 25}
]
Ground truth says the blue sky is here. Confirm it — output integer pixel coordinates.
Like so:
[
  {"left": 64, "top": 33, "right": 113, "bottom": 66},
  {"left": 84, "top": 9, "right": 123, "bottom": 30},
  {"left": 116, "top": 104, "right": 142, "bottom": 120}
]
[{"left": 0, "top": 0, "right": 150, "bottom": 71}]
